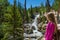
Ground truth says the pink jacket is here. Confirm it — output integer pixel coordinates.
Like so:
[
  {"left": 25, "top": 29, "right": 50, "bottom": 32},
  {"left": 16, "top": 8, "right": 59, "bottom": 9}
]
[{"left": 45, "top": 22, "right": 55, "bottom": 40}]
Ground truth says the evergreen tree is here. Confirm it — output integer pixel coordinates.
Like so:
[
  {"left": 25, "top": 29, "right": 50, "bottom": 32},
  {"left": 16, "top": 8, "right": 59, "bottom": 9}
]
[
  {"left": 13, "top": 0, "right": 17, "bottom": 39},
  {"left": 24, "top": 0, "right": 29, "bottom": 23},
  {"left": 30, "top": 5, "right": 35, "bottom": 19},
  {"left": 46, "top": 0, "right": 51, "bottom": 12},
  {"left": 12, "top": 0, "right": 24, "bottom": 40}
]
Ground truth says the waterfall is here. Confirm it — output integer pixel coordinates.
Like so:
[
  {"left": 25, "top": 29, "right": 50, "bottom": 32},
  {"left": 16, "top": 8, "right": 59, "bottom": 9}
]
[
  {"left": 32, "top": 14, "right": 40, "bottom": 30},
  {"left": 24, "top": 14, "right": 43, "bottom": 40}
]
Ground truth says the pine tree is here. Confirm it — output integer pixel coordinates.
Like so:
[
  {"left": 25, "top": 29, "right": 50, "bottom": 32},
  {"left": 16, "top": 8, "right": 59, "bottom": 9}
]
[
  {"left": 18, "top": 0, "right": 24, "bottom": 19},
  {"left": 12, "top": 0, "right": 17, "bottom": 40},
  {"left": 30, "top": 5, "right": 35, "bottom": 19},
  {"left": 12, "top": 0, "right": 24, "bottom": 40},
  {"left": 46, "top": 0, "right": 51, "bottom": 12},
  {"left": 0, "top": 0, "right": 9, "bottom": 40},
  {"left": 24, "top": 0, "right": 29, "bottom": 23},
  {"left": 0, "top": 2, "right": 4, "bottom": 40}
]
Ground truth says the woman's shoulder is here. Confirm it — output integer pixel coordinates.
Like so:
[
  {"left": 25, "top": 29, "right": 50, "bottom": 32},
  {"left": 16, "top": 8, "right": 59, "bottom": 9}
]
[
  {"left": 49, "top": 21, "right": 55, "bottom": 25},
  {"left": 48, "top": 21, "right": 55, "bottom": 29}
]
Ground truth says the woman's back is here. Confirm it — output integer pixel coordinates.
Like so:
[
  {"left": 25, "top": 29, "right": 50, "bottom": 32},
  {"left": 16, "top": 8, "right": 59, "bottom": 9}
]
[{"left": 45, "top": 22, "right": 55, "bottom": 40}]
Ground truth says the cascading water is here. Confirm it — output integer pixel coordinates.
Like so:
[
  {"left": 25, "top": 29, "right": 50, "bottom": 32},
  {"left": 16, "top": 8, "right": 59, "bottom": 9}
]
[
  {"left": 32, "top": 14, "right": 40, "bottom": 30},
  {"left": 24, "top": 14, "right": 43, "bottom": 40}
]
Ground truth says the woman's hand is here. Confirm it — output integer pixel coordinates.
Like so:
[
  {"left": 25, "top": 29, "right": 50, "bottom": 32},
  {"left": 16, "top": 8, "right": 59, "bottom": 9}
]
[
  {"left": 41, "top": 37, "right": 45, "bottom": 40},
  {"left": 44, "top": 13, "right": 47, "bottom": 18},
  {"left": 41, "top": 36, "right": 45, "bottom": 40}
]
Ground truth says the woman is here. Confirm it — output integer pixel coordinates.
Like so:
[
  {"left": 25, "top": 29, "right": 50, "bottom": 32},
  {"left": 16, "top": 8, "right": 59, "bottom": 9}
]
[{"left": 44, "top": 12, "right": 57, "bottom": 40}]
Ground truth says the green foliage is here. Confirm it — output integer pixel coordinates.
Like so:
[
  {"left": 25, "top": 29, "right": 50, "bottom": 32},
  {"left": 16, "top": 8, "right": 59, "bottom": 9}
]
[
  {"left": 0, "top": 0, "right": 24, "bottom": 40},
  {"left": 52, "top": 0, "right": 60, "bottom": 11}
]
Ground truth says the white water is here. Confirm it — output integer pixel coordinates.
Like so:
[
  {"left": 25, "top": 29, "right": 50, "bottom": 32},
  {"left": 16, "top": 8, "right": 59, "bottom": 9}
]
[
  {"left": 32, "top": 14, "right": 40, "bottom": 30},
  {"left": 24, "top": 14, "right": 43, "bottom": 40}
]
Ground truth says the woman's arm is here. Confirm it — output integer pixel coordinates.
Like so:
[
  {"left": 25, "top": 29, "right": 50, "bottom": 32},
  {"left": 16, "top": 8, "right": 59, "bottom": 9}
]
[{"left": 44, "top": 22, "right": 50, "bottom": 38}]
